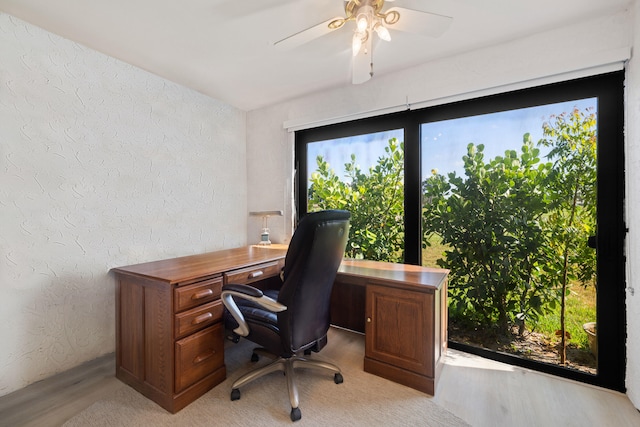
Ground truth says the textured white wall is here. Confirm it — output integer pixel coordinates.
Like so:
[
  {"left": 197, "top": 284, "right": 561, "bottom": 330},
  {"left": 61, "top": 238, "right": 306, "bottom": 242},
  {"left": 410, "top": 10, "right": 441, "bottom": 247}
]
[
  {"left": 246, "top": 107, "right": 295, "bottom": 245},
  {"left": 247, "top": 9, "right": 640, "bottom": 407},
  {"left": 0, "top": 14, "right": 247, "bottom": 396}
]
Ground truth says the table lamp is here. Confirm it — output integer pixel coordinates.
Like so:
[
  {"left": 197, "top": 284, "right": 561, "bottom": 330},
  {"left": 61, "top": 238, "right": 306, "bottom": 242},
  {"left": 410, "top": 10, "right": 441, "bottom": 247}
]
[{"left": 249, "top": 210, "right": 283, "bottom": 245}]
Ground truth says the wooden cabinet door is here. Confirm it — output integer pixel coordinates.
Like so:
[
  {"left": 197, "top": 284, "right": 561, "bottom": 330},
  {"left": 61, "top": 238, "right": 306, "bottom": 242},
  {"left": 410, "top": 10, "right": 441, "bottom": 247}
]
[{"left": 365, "top": 284, "right": 434, "bottom": 377}]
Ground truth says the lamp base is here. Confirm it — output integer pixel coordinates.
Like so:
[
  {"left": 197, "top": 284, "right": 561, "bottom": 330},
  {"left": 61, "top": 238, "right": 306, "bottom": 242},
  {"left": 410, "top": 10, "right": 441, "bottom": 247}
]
[{"left": 259, "top": 228, "right": 271, "bottom": 245}]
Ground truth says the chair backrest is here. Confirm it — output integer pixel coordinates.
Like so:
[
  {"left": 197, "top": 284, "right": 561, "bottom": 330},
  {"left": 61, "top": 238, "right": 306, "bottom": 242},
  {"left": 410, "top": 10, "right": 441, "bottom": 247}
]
[{"left": 277, "top": 210, "right": 350, "bottom": 354}]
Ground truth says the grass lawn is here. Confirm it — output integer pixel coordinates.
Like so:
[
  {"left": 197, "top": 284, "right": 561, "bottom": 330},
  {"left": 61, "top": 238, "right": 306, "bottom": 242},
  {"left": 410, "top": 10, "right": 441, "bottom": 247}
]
[
  {"left": 421, "top": 234, "right": 449, "bottom": 268},
  {"left": 534, "top": 284, "right": 596, "bottom": 350}
]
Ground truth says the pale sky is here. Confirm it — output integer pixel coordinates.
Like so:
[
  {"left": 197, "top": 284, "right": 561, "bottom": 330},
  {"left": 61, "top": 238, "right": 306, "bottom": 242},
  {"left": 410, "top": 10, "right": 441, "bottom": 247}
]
[{"left": 307, "top": 97, "right": 597, "bottom": 183}]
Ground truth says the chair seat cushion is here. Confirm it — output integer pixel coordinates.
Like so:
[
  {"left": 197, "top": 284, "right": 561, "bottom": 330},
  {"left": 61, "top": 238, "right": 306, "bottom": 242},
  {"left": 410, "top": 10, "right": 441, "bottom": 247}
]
[{"left": 224, "top": 289, "right": 285, "bottom": 355}]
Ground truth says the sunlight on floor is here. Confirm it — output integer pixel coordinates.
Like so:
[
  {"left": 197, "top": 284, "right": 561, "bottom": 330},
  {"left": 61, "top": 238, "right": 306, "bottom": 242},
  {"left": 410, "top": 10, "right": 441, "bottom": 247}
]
[{"left": 444, "top": 348, "right": 515, "bottom": 371}]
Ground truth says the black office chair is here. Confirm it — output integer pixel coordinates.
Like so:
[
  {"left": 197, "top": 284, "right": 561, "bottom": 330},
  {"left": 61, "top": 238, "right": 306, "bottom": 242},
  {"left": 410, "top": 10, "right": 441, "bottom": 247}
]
[{"left": 222, "top": 210, "right": 350, "bottom": 422}]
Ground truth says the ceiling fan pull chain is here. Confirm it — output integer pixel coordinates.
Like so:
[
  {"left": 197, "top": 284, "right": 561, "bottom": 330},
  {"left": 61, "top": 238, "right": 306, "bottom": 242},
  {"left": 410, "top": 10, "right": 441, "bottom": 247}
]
[{"left": 370, "top": 45, "right": 374, "bottom": 78}]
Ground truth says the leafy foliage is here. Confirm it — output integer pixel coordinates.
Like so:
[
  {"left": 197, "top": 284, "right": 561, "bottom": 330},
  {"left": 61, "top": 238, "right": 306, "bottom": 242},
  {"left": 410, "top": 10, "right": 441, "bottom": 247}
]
[
  {"left": 422, "top": 108, "right": 597, "bottom": 345},
  {"left": 537, "top": 108, "right": 597, "bottom": 362},
  {"left": 422, "top": 137, "right": 555, "bottom": 333},
  {"left": 538, "top": 108, "right": 597, "bottom": 290},
  {"left": 307, "top": 109, "right": 597, "bottom": 359},
  {"left": 308, "top": 138, "right": 405, "bottom": 262}
]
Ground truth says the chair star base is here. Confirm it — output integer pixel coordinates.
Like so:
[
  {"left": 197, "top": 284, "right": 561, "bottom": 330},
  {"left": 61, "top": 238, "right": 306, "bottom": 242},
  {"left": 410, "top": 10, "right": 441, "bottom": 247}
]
[{"left": 230, "top": 352, "right": 343, "bottom": 422}]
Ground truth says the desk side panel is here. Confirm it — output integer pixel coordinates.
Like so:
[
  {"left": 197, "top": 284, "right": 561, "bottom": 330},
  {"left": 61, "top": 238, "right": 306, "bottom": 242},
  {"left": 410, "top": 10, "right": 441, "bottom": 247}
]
[
  {"left": 117, "top": 276, "right": 144, "bottom": 380},
  {"left": 330, "top": 275, "right": 366, "bottom": 333},
  {"left": 144, "top": 285, "right": 173, "bottom": 394},
  {"left": 115, "top": 273, "right": 174, "bottom": 411}
]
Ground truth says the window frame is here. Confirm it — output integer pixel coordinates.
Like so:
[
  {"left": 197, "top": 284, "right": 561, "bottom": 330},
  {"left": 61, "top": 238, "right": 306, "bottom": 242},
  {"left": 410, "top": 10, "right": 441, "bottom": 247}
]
[{"left": 294, "top": 71, "right": 625, "bottom": 391}]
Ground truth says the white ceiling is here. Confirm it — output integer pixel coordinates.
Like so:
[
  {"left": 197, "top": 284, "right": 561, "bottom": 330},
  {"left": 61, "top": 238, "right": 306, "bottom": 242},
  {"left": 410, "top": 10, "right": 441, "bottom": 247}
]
[{"left": 0, "top": 0, "right": 632, "bottom": 111}]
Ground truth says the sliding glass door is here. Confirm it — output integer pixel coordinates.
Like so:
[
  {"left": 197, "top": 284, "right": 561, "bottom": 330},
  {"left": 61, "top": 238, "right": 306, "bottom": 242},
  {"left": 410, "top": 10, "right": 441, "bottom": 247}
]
[
  {"left": 421, "top": 99, "right": 599, "bottom": 375},
  {"left": 295, "top": 72, "right": 625, "bottom": 391}
]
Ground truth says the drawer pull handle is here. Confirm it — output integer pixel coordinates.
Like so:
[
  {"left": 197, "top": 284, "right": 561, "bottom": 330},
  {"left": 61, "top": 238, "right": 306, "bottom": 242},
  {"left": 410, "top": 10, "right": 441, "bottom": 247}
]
[
  {"left": 192, "top": 289, "right": 214, "bottom": 300},
  {"left": 192, "top": 312, "right": 213, "bottom": 325},
  {"left": 193, "top": 349, "right": 216, "bottom": 364},
  {"left": 249, "top": 271, "right": 264, "bottom": 279}
]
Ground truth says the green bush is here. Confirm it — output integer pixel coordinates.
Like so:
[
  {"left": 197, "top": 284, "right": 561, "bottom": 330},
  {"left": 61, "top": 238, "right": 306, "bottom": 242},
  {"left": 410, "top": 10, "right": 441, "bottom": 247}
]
[
  {"left": 308, "top": 138, "right": 405, "bottom": 262},
  {"left": 422, "top": 137, "right": 556, "bottom": 334}
]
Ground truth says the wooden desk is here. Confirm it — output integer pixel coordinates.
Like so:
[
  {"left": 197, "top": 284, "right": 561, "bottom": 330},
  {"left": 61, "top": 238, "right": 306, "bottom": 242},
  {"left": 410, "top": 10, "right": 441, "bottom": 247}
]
[
  {"left": 111, "top": 246, "right": 448, "bottom": 412},
  {"left": 111, "top": 246, "right": 287, "bottom": 413}
]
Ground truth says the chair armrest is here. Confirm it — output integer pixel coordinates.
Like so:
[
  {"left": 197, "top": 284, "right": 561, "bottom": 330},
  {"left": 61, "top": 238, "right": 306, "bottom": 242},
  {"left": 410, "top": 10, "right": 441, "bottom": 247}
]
[
  {"left": 221, "top": 284, "right": 287, "bottom": 337},
  {"left": 223, "top": 283, "right": 264, "bottom": 297}
]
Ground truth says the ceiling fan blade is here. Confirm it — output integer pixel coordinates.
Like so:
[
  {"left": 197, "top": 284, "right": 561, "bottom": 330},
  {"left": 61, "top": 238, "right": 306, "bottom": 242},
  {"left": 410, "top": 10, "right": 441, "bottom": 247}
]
[
  {"left": 352, "top": 37, "right": 373, "bottom": 84},
  {"left": 274, "top": 17, "right": 340, "bottom": 50},
  {"left": 386, "top": 7, "right": 452, "bottom": 38}
]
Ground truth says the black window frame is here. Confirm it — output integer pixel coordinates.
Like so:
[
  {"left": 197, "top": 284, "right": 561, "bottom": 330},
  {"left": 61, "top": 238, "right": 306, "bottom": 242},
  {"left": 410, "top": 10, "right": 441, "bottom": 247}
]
[{"left": 295, "top": 71, "right": 626, "bottom": 391}]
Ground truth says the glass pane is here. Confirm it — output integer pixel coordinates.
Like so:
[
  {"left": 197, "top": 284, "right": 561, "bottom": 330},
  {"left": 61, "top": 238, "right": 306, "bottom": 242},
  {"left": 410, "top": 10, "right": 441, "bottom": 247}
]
[
  {"left": 421, "top": 99, "right": 598, "bottom": 375},
  {"left": 306, "top": 129, "right": 405, "bottom": 262}
]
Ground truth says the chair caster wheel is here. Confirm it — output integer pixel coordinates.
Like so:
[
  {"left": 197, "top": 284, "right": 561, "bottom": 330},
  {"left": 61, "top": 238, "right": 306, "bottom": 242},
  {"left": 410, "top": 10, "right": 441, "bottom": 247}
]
[
  {"left": 334, "top": 373, "right": 343, "bottom": 384},
  {"left": 230, "top": 389, "right": 241, "bottom": 401},
  {"left": 251, "top": 352, "right": 259, "bottom": 362},
  {"left": 290, "top": 407, "right": 301, "bottom": 421}
]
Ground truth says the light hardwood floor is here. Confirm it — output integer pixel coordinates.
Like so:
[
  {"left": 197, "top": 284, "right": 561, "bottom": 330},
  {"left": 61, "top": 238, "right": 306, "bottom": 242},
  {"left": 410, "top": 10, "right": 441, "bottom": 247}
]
[
  {"left": 0, "top": 354, "right": 121, "bottom": 427},
  {"left": 433, "top": 350, "right": 640, "bottom": 426},
  {"left": 1, "top": 336, "right": 639, "bottom": 427}
]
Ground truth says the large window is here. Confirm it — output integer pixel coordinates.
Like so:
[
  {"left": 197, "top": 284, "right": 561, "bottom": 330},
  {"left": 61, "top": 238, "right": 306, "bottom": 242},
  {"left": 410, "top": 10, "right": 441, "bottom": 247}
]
[{"left": 295, "top": 72, "right": 625, "bottom": 391}]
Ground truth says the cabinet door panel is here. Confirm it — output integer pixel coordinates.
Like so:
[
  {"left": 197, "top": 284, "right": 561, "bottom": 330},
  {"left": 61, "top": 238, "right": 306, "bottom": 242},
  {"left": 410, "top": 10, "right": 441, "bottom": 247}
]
[{"left": 366, "top": 284, "right": 434, "bottom": 376}]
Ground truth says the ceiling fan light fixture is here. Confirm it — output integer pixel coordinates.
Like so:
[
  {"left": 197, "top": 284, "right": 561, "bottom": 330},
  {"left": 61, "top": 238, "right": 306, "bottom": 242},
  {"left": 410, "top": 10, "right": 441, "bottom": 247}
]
[
  {"left": 352, "top": 33, "right": 363, "bottom": 56},
  {"left": 275, "top": 0, "right": 453, "bottom": 84},
  {"left": 374, "top": 22, "right": 391, "bottom": 41},
  {"left": 356, "top": 13, "right": 369, "bottom": 32}
]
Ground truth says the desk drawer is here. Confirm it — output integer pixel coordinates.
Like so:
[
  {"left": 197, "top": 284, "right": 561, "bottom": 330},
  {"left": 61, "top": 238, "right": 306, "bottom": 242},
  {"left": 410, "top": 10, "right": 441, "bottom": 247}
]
[
  {"left": 175, "top": 324, "right": 224, "bottom": 393},
  {"left": 224, "top": 260, "right": 283, "bottom": 286},
  {"left": 174, "top": 277, "right": 222, "bottom": 312},
  {"left": 175, "top": 300, "right": 223, "bottom": 339}
]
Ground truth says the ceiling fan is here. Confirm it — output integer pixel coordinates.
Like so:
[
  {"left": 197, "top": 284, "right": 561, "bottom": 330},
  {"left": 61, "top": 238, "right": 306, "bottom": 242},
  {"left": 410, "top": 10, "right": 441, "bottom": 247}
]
[{"left": 274, "top": 0, "right": 453, "bottom": 84}]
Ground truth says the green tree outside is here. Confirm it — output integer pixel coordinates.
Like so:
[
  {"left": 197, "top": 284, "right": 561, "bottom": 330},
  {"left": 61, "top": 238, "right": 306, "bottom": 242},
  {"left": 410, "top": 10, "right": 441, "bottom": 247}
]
[{"left": 538, "top": 108, "right": 597, "bottom": 363}]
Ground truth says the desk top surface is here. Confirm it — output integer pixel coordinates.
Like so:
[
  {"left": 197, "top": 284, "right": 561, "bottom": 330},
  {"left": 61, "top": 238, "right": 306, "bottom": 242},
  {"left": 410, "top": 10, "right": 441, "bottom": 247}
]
[
  {"left": 111, "top": 245, "right": 288, "bottom": 284},
  {"left": 339, "top": 259, "right": 448, "bottom": 290},
  {"left": 111, "top": 245, "right": 448, "bottom": 289}
]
